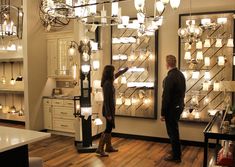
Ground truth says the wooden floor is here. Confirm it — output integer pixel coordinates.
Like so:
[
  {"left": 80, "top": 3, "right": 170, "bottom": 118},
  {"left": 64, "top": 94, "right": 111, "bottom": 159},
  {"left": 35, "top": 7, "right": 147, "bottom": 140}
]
[{"left": 28, "top": 134, "right": 210, "bottom": 167}]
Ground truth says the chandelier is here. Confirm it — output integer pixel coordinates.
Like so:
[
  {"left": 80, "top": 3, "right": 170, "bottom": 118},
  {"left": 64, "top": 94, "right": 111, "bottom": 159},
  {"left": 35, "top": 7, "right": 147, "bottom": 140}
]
[
  {"left": 41, "top": 0, "right": 181, "bottom": 30},
  {"left": 0, "top": 0, "right": 23, "bottom": 39}
]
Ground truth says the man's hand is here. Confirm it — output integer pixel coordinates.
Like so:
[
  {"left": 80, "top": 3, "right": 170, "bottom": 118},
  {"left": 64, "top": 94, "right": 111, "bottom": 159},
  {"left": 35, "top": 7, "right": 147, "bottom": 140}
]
[{"left": 160, "top": 116, "right": 165, "bottom": 121}]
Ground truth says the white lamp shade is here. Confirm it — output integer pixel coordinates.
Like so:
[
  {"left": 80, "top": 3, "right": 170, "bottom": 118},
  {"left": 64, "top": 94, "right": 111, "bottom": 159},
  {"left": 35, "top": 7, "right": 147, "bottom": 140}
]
[
  {"left": 134, "top": 0, "right": 145, "bottom": 11},
  {"left": 89, "top": 0, "right": 96, "bottom": 14},
  {"left": 81, "top": 64, "right": 90, "bottom": 74},
  {"left": 170, "top": 0, "right": 180, "bottom": 9},
  {"left": 94, "top": 118, "right": 103, "bottom": 125},
  {"left": 92, "top": 60, "right": 100, "bottom": 70},
  {"left": 112, "top": 2, "right": 119, "bottom": 16},
  {"left": 91, "top": 41, "right": 98, "bottom": 51},
  {"left": 121, "top": 76, "right": 127, "bottom": 84},
  {"left": 184, "top": 51, "right": 191, "bottom": 60},
  {"left": 203, "top": 82, "right": 210, "bottom": 91},
  {"left": 93, "top": 80, "right": 101, "bottom": 89},
  {"left": 121, "top": 16, "right": 129, "bottom": 25},
  {"left": 116, "top": 97, "right": 123, "bottom": 105},
  {"left": 227, "top": 38, "right": 234, "bottom": 47},
  {"left": 81, "top": 107, "right": 92, "bottom": 116},
  {"left": 194, "top": 110, "right": 200, "bottom": 119},
  {"left": 181, "top": 110, "right": 189, "bottom": 118},
  {"left": 196, "top": 51, "right": 203, "bottom": 60},
  {"left": 204, "top": 71, "right": 210, "bottom": 80},
  {"left": 160, "top": 0, "right": 170, "bottom": 4},
  {"left": 137, "top": 12, "right": 145, "bottom": 24},
  {"left": 204, "top": 57, "right": 210, "bottom": 66},
  {"left": 192, "top": 71, "right": 200, "bottom": 79},
  {"left": 156, "top": 1, "right": 165, "bottom": 14},
  {"left": 201, "top": 18, "right": 211, "bottom": 26},
  {"left": 66, "top": 0, "right": 73, "bottom": 6},
  {"left": 144, "top": 98, "right": 151, "bottom": 104},
  {"left": 215, "top": 39, "right": 222, "bottom": 48},
  {"left": 213, "top": 82, "right": 220, "bottom": 91},
  {"left": 196, "top": 41, "right": 203, "bottom": 49},
  {"left": 218, "top": 56, "right": 225, "bottom": 66},
  {"left": 10, "top": 79, "right": 15, "bottom": 85},
  {"left": 217, "top": 17, "right": 227, "bottom": 25},
  {"left": 204, "top": 39, "right": 211, "bottom": 47}
]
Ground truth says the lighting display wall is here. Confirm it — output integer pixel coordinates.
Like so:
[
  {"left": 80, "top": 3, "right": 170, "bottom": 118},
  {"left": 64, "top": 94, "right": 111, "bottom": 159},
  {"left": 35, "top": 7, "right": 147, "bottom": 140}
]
[
  {"left": 111, "top": 25, "right": 158, "bottom": 119},
  {"left": 179, "top": 11, "right": 235, "bottom": 123}
]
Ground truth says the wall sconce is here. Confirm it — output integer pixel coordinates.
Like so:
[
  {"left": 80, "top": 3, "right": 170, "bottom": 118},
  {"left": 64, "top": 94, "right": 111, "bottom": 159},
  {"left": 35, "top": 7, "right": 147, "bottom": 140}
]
[
  {"left": 184, "top": 51, "right": 191, "bottom": 61},
  {"left": 196, "top": 40, "right": 203, "bottom": 49},
  {"left": 204, "top": 39, "right": 211, "bottom": 48},
  {"left": 81, "top": 107, "right": 92, "bottom": 120},
  {"left": 204, "top": 57, "right": 210, "bottom": 66},
  {"left": 217, "top": 17, "right": 227, "bottom": 25},
  {"left": 217, "top": 56, "right": 225, "bottom": 66},
  {"left": 204, "top": 71, "right": 210, "bottom": 80},
  {"left": 196, "top": 51, "right": 203, "bottom": 61},
  {"left": 203, "top": 82, "right": 210, "bottom": 91},
  {"left": 213, "top": 81, "right": 220, "bottom": 91},
  {"left": 92, "top": 60, "right": 100, "bottom": 71},
  {"left": 227, "top": 36, "right": 234, "bottom": 47},
  {"left": 68, "top": 41, "right": 78, "bottom": 57},
  {"left": 215, "top": 38, "right": 222, "bottom": 48},
  {"left": 192, "top": 71, "right": 200, "bottom": 79}
]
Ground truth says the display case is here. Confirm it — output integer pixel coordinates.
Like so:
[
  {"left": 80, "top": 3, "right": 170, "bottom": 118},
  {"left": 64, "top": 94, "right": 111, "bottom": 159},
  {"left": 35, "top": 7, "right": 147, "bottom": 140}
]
[
  {"left": 178, "top": 11, "right": 235, "bottom": 123},
  {"left": 111, "top": 26, "right": 158, "bottom": 119}
]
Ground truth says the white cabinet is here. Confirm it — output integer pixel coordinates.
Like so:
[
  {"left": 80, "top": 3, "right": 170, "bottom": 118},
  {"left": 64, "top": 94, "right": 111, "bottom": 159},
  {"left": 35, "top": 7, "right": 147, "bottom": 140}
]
[
  {"left": 46, "top": 32, "right": 73, "bottom": 78},
  {"left": 43, "top": 98, "right": 75, "bottom": 133}
]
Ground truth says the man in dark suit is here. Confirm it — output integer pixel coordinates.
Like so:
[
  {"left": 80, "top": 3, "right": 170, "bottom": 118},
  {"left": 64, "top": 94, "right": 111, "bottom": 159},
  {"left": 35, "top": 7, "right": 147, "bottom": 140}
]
[{"left": 161, "top": 55, "right": 186, "bottom": 163}]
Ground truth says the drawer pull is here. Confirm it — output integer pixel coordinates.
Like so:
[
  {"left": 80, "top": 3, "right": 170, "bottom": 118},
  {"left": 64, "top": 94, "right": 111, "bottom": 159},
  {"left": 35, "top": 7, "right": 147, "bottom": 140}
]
[
  {"left": 60, "top": 112, "right": 67, "bottom": 115},
  {"left": 60, "top": 124, "right": 68, "bottom": 127}
]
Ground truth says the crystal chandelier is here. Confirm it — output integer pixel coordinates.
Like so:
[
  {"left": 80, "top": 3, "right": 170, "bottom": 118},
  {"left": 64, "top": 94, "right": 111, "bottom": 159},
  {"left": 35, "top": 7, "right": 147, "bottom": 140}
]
[
  {"left": 0, "top": 0, "right": 23, "bottom": 39},
  {"left": 178, "top": 0, "right": 202, "bottom": 44}
]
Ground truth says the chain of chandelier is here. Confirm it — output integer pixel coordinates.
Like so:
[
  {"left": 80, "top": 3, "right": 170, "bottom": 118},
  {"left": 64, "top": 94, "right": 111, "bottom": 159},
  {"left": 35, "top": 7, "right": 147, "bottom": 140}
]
[{"left": 42, "top": 0, "right": 180, "bottom": 35}]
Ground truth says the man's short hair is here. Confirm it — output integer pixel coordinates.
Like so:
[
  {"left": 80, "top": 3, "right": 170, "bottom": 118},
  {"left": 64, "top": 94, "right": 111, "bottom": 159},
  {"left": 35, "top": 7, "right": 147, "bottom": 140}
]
[{"left": 166, "top": 55, "right": 177, "bottom": 68}]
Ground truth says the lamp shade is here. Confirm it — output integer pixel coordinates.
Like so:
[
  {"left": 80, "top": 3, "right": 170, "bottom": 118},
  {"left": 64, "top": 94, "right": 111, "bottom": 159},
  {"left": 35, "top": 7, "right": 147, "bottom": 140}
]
[
  {"left": 124, "top": 98, "right": 131, "bottom": 106},
  {"left": 215, "top": 38, "right": 222, "bottom": 48},
  {"left": 116, "top": 97, "right": 123, "bottom": 105},
  {"left": 112, "top": 2, "right": 119, "bottom": 16},
  {"left": 94, "top": 118, "right": 103, "bottom": 125},
  {"left": 227, "top": 38, "right": 234, "bottom": 47},
  {"left": 213, "top": 81, "right": 220, "bottom": 91},
  {"left": 81, "top": 64, "right": 90, "bottom": 74},
  {"left": 156, "top": 1, "right": 165, "bottom": 14},
  {"left": 93, "top": 80, "right": 101, "bottom": 89},
  {"left": 204, "top": 57, "right": 210, "bottom": 66},
  {"left": 201, "top": 18, "right": 211, "bottom": 26},
  {"left": 134, "top": 0, "right": 145, "bottom": 11},
  {"left": 170, "top": 0, "right": 180, "bottom": 9},
  {"left": 121, "top": 16, "right": 130, "bottom": 25},
  {"left": 92, "top": 60, "right": 100, "bottom": 70},
  {"left": 204, "top": 39, "right": 211, "bottom": 47},
  {"left": 184, "top": 51, "right": 191, "bottom": 60},
  {"left": 192, "top": 71, "right": 200, "bottom": 79},
  {"left": 196, "top": 40, "right": 203, "bottom": 49},
  {"left": 217, "top": 17, "right": 227, "bottom": 25},
  {"left": 137, "top": 12, "right": 145, "bottom": 24},
  {"left": 196, "top": 51, "right": 203, "bottom": 61},
  {"left": 203, "top": 82, "right": 210, "bottom": 91},
  {"left": 204, "top": 71, "right": 210, "bottom": 80},
  {"left": 218, "top": 56, "right": 225, "bottom": 66},
  {"left": 81, "top": 107, "right": 92, "bottom": 119}
]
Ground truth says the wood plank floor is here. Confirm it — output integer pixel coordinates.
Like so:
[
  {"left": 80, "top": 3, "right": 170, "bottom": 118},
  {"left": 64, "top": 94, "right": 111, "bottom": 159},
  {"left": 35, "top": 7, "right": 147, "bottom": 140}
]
[{"left": 28, "top": 134, "right": 211, "bottom": 167}]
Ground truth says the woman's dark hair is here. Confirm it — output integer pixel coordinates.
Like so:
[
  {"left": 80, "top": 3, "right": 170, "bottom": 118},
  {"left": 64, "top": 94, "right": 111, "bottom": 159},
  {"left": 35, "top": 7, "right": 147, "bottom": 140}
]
[{"left": 101, "top": 65, "right": 115, "bottom": 87}]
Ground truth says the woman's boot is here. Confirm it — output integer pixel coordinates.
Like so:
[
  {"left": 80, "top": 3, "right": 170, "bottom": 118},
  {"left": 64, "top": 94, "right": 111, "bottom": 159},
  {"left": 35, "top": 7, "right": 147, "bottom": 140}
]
[
  {"left": 105, "top": 133, "right": 118, "bottom": 152},
  {"left": 96, "top": 133, "right": 109, "bottom": 157}
]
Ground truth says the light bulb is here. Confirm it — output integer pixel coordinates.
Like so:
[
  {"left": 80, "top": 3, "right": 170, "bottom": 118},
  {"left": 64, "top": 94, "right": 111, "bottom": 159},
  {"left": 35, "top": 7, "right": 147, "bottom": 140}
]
[
  {"left": 10, "top": 78, "right": 15, "bottom": 85},
  {"left": 68, "top": 47, "right": 76, "bottom": 56},
  {"left": 194, "top": 110, "right": 200, "bottom": 119},
  {"left": 0, "top": 104, "right": 2, "bottom": 109},
  {"left": 112, "top": 2, "right": 119, "bottom": 16},
  {"left": 170, "top": 0, "right": 180, "bottom": 9},
  {"left": 76, "top": 104, "right": 80, "bottom": 110},
  {"left": 134, "top": 0, "right": 145, "bottom": 11},
  {"left": 82, "top": 52, "right": 90, "bottom": 61},
  {"left": 181, "top": 110, "right": 189, "bottom": 118},
  {"left": 1, "top": 76, "right": 6, "bottom": 84},
  {"left": 144, "top": 98, "right": 151, "bottom": 105},
  {"left": 116, "top": 97, "right": 123, "bottom": 105},
  {"left": 125, "top": 98, "right": 132, "bottom": 106},
  {"left": 203, "top": 82, "right": 210, "bottom": 91},
  {"left": 81, "top": 64, "right": 90, "bottom": 74}
]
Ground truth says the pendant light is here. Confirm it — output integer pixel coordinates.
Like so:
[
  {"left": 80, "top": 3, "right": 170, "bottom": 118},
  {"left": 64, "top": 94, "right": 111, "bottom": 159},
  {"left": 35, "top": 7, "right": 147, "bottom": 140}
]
[
  {"left": 18, "top": 96, "right": 24, "bottom": 116},
  {"left": 170, "top": 0, "right": 181, "bottom": 9},
  {"left": 0, "top": 102, "right": 2, "bottom": 109},
  {"left": 10, "top": 62, "right": 15, "bottom": 85},
  {"left": 1, "top": 62, "right": 6, "bottom": 84},
  {"left": 10, "top": 94, "right": 16, "bottom": 114},
  {"left": 156, "top": 1, "right": 165, "bottom": 15},
  {"left": 2, "top": 94, "right": 9, "bottom": 114},
  {"left": 16, "top": 62, "right": 23, "bottom": 81}
]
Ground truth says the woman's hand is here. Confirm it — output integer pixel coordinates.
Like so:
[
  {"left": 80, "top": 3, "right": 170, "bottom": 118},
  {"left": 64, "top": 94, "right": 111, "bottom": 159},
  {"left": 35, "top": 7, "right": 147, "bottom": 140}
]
[{"left": 106, "top": 116, "right": 112, "bottom": 121}]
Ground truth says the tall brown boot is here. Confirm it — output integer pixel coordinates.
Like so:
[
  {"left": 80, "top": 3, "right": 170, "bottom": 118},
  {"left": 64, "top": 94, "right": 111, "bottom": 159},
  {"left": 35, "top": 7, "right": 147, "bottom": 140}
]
[
  {"left": 105, "top": 133, "right": 118, "bottom": 152},
  {"left": 96, "top": 133, "right": 109, "bottom": 157}
]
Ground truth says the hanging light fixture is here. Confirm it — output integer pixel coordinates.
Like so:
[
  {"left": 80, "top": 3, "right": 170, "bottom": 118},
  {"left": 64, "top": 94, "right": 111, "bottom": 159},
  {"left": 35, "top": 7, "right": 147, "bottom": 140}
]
[
  {"left": 170, "top": 0, "right": 181, "bottom": 9},
  {"left": 10, "top": 62, "right": 15, "bottom": 85},
  {"left": 92, "top": 60, "right": 100, "bottom": 71},
  {"left": 0, "top": 0, "right": 23, "bottom": 39},
  {"left": 227, "top": 35, "right": 234, "bottom": 47},
  {"left": 18, "top": 95, "right": 24, "bottom": 116},
  {"left": 1, "top": 62, "right": 6, "bottom": 84},
  {"left": 10, "top": 94, "right": 16, "bottom": 114},
  {"left": 16, "top": 62, "right": 23, "bottom": 81},
  {"left": 134, "top": 0, "right": 145, "bottom": 13}
]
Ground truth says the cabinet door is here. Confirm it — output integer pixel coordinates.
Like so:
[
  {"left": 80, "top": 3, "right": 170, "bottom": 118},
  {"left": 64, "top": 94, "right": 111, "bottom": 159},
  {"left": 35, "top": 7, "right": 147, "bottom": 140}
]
[
  {"left": 43, "top": 105, "right": 53, "bottom": 129},
  {"left": 57, "top": 37, "right": 72, "bottom": 77},
  {"left": 47, "top": 39, "right": 58, "bottom": 77}
]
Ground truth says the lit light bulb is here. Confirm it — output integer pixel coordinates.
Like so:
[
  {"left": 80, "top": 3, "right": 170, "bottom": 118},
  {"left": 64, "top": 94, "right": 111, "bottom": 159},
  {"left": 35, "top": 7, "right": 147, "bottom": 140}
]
[
  {"left": 156, "top": 1, "right": 165, "bottom": 14},
  {"left": 170, "top": 0, "right": 181, "bottom": 9},
  {"left": 203, "top": 82, "right": 210, "bottom": 91},
  {"left": 92, "top": 60, "right": 100, "bottom": 71},
  {"left": 0, "top": 104, "right": 2, "bottom": 109},
  {"left": 204, "top": 96, "right": 210, "bottom": 105},
  {"left": 181, "top": 110, "right": 189, "bottom": 118},
  {"left": 143, "top": 98, "right": 151, "bottom": 105},
  {"left": 10, "top": 78, "right": 15, "bottom": 85},
  {"left": 1, "top": 76, "right": 6, "bottom": 84},
  {"left": 194, "top": 110, "right": 200, "bottom": 119}
]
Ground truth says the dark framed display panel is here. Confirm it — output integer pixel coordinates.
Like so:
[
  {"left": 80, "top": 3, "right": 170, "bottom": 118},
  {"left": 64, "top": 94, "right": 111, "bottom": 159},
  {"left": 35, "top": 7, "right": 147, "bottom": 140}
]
[
  {"left": 111, "top": 27, "right": 158, "bottom": 119},
  {"left": 178, "top": 11, "right": 235, "bottom": 123}
]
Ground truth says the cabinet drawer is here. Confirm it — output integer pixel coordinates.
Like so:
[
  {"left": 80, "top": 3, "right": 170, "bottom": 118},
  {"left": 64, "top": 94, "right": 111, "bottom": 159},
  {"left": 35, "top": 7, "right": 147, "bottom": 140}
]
[
  {"left": 53, "top": 119, "right": 74, "bottom": 133},
  {"left": 52, "top": 99, "right": 63, "bottom": 106},
  {"left": 53, "top": 107, "right": 74, "bottom": 119},
  {"left": 43, "top": 98, "right": 51, "bottom": 105},
  {"left": 63, "top": 100, "right": 74, "bottom": 107}
]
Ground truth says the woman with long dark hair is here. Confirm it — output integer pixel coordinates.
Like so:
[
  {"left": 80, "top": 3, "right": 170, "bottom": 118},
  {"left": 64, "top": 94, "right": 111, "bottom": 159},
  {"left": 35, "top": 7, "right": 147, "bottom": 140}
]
[{"left": 96, "top": 65, "right": 128, "bottom": 157}]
